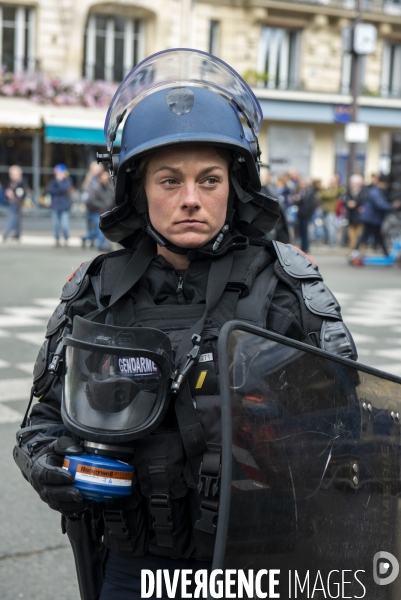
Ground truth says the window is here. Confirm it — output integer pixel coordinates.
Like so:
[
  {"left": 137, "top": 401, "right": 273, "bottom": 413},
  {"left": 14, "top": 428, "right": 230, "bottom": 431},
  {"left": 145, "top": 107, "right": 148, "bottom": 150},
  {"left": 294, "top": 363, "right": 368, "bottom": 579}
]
[
  {"left": 257, "top": 27, "right": 301, "bottom": 90},
  {"left": 384, "top": 0, "right": 401, "bottom": 15},
  {"left": 209, "top": 20, "right": 220, "bottom": 56},
  {"left": 0, "top": 4, "right": 35, "bottom": 73},
  {"left": 381, "top": 41, "right": 401, "bottom": 98},
  {"left": 84, "top": 14, "right": 145, "bottom": 82},
  {"left": 268, "top": 126, "right": 314, "bottom": 178}
]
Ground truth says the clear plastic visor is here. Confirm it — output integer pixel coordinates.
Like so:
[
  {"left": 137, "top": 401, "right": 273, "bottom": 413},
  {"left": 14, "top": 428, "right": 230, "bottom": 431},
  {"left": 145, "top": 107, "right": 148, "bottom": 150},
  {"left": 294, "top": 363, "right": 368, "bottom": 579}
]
[
  {"left": 64, "top": 345, "right": 166, "bottom": 435},
  {"left": 104, "top": 48, "right": 263, "bottom": 149}
]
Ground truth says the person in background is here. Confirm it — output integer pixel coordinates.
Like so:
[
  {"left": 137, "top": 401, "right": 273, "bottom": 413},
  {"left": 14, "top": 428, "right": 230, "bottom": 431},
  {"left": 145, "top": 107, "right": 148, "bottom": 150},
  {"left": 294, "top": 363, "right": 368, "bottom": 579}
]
[
  {"left": 81, "top": 162, "right": 106, "bottom": 248},
  {"left": 47, "top": 164, "right": 72, "bottom": 247},
  {"left": 2, "top": 165, "right": 26, "bottom": 242},
  {"left": 81, "top": 161, "right": 104, "bottom": 200},
  {"left": 81, "top": 169, "right": 114, "bottom": 251},
  {"left": 293, "top": 179, "right": 321, "bottom": 254},
  {"left": 344, "top": 174, "right": 367, "bottom": 252},
  {"left": 0, "top": 182, "right": 5, "bottom": 207},
  {"left": 319, "top": 176, "right": 346, "bottom": 246},
  {"left": 354, "top": 174, "right": 398, "bottom": 256},
  {"left": 261, "top": 170, "right": 290, "bottom": 244},
  {"left": 276, "top": 174, "right": 292, "bottom": 209}
]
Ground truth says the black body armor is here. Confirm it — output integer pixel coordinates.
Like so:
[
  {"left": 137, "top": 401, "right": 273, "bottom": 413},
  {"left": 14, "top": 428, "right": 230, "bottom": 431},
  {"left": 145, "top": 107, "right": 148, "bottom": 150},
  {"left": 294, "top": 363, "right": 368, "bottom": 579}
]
[{"left": 14, "top": 239, "right": 356, "bottom": 562}]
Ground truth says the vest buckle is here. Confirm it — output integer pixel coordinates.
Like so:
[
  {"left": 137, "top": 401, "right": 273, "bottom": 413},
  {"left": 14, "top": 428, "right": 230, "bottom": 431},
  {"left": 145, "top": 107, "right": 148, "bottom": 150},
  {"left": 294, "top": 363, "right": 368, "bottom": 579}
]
[
  {"left": 198, "top": 452, "right": 221, "bottom": 497},
  {"left": 194, "top": 499, "right": 219, "bottom": 535},
  {"left": 149, "top": 494, "right": 174, "bottom": 548}
]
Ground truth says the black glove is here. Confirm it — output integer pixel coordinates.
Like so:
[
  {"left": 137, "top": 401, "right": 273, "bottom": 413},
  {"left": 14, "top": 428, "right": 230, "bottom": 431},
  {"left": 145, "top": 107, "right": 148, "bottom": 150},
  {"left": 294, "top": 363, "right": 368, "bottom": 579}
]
[{"left": 30, "top": 436, "right": 90, "bottom": 515}]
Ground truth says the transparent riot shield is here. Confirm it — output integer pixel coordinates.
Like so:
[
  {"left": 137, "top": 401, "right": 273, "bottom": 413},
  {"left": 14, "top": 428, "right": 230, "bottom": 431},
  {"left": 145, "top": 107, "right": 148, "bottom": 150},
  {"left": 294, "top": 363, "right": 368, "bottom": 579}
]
[{"left": 215, "top": 321, "right": 401, "bottom": 599}]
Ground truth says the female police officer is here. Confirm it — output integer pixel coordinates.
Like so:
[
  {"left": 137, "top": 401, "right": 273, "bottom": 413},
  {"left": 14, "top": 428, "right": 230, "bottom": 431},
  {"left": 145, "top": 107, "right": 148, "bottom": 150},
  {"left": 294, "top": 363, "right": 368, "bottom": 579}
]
[{"left": 14, "top": 49, "right": 357, "bottom": 600}]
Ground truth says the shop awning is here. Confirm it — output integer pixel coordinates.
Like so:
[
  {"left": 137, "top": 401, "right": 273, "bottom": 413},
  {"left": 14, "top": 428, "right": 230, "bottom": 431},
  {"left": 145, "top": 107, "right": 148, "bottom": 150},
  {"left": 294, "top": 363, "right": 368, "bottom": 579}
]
[
  {"left": 0, "top": 98, "right": 42, "bottom": 128},
  {"left": 44, "top": 124, "right": 106, "bottom": 145},
  {"left": 43, "top": 112, "right": 121, "bottom": 146}
]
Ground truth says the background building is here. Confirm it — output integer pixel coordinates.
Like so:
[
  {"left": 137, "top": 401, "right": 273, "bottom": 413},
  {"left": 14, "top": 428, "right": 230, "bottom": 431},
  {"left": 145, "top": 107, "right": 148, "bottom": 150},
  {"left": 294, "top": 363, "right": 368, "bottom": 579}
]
[{"left": 0, "top": 0, "right": 400, "bottom": 199}]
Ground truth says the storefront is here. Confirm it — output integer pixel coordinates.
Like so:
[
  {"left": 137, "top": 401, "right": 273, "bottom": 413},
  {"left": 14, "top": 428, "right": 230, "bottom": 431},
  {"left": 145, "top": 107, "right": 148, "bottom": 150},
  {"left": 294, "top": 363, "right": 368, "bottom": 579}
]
[
  {"left": 0, "top": 98, "right": 113, "bottom": 202},
  {"left": 256, "top": 90, "right": 401, "bottom": 185}
]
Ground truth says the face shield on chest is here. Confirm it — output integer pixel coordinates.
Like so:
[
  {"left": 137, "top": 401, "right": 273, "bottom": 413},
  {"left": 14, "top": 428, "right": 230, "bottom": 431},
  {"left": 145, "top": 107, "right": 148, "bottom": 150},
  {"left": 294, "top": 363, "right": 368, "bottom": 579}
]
[{"left": 62, "top": 316, "right": 173, "bottom": 448}]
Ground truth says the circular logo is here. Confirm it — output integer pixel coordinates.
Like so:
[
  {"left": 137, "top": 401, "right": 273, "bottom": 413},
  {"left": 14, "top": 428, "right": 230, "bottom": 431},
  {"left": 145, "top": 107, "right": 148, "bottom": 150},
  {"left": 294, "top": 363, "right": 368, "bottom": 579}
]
[{"left": 166, "top": 87, "right": 194, "bottom": 116}]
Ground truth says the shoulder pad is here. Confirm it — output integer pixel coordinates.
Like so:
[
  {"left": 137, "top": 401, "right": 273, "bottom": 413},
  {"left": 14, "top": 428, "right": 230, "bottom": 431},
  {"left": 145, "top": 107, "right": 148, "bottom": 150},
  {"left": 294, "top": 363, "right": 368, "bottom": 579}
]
[
  {"left": 46, "top": 301, "right": 68, "bottom": 337},
  {"left": 272, "top": 241, "right": 322, "bottom": 280},
  {"left": 33, "top": 338, "right": 49, "bottom": 383},
  {"left": 60, "top": 259, "right": 96, "bottom": 301},
  {"left": 320, "top": 320, "right": 358, "bottom": 361},
  {"left": 302, "top": 280, "right": 341, "bottom": 320}
]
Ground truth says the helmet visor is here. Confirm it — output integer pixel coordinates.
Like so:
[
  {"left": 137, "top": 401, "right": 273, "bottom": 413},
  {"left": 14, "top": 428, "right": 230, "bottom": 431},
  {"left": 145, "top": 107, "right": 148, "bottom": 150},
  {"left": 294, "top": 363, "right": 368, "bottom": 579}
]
[{"left": 104, "top": 48, "right": 263, "bottom": 150}]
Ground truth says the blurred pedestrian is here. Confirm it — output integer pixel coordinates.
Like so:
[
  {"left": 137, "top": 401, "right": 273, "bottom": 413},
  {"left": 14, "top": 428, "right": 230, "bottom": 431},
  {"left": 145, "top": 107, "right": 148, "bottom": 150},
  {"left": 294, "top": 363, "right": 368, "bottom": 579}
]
[
  {"left": 276, "top": 174, "right": 292, "bottom": 209},
  {"left": 2, "top": 165, "right": 26, "bottom": 242},
  {"left": 81, "top": 162, "right": 105, "bottom": 247},
  {"left": 81, "top": 169, "right": 114, "bottom": 251},
  {"left": 344, "top": 174, "right": 367, "bottom": 252},
  {"left": 319, "top": 176, "right": 346, "bottom": 246},
  {"left": 262, "top": 171, "right": 290, "bottom": 244},
  {"left": 293, "top": 179, "right": 320, "bottom": 253},
  {"left": 0, "top": 182, "right": 5, "bottom": 207},
  {"left": 354, "top": 174, "right": 396, "bottom": 256},
  {"left": 81, "top": 161, "right": 104, "bottom": 202},
  {"left": 47, "top": 164, "right": 72, "bottom": 247}
]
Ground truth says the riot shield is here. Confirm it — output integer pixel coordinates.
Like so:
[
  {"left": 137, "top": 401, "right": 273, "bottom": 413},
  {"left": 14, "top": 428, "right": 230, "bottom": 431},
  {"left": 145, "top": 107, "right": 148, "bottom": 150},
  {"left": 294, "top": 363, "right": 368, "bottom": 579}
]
[{"left": 215, "top": 321, "right": 401, "bottom": 599}]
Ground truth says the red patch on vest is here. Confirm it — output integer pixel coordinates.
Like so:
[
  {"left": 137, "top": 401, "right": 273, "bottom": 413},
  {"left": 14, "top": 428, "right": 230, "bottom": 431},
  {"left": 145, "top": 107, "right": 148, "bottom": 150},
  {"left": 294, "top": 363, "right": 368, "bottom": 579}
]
[
  {"left": 67, "top": 262, "right": 84, "bottom": 282},
  {"left": 293, "top": 246, "right": 317, "bottom": 266}
]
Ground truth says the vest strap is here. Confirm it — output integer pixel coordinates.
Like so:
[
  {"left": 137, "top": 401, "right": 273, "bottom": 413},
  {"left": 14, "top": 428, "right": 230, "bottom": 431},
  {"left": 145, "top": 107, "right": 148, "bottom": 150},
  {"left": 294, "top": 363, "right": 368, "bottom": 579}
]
[
  {"left": 148, "top": 458, "right": 174, "bottom": 548},
  {"left": 103, "top": 509, "right": 134, "bottom": 553},
  {"left": 92, "top": 236, "right": 155, "bottom": 323},
  {"left": 175, "top": 381, "right": 208, "bottom": 457}
]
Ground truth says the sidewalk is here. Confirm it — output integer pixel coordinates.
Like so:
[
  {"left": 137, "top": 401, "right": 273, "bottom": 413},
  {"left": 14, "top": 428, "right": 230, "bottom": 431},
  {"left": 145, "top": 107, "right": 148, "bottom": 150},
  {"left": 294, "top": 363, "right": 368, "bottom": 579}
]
[
  {"left": 0, "top": 231, "right": 354, "bottom": 253},
  {"left": 0, "top": 233, "right": 84, "bottom": 247}
]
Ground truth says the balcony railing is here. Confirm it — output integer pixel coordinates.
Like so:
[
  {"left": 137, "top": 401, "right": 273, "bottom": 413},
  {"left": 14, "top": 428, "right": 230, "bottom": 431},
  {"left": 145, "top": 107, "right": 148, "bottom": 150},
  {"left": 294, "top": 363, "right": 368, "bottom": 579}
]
[{"left": 278, "top": 0, "right": 401, "bottom": 15}]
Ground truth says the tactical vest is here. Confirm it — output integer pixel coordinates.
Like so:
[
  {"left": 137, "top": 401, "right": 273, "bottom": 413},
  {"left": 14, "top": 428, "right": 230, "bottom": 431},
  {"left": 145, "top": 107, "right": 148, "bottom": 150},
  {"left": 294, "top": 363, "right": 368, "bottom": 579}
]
[{"left": 35, "top": 239, "right": 356, "bottom": 561}]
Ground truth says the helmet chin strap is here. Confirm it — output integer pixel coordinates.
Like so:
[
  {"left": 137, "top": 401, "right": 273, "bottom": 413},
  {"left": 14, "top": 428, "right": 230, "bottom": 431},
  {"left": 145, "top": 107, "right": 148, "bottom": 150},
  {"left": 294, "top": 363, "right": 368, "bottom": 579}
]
[{"left": 143, "top": 217, "right": 231, "bottom": 257}]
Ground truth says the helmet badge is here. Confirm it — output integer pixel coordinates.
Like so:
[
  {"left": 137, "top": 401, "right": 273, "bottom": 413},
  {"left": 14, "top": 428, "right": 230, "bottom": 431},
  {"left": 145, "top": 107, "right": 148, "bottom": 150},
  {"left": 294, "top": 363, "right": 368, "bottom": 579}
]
[{"left": 166, "top": 87, "right": 194, "bottom": 116}]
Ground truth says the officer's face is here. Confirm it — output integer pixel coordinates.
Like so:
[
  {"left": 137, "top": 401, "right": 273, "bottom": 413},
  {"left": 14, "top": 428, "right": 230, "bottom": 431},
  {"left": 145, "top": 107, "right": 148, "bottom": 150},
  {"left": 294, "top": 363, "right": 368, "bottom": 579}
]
[{"left": 145, "top": 145, "right": 230, "bottom": 249}]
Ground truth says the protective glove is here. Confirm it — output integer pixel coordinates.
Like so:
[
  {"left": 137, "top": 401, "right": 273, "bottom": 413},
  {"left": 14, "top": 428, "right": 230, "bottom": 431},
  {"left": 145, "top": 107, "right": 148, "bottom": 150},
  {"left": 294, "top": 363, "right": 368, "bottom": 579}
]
[{"left": 30, "top": 436, "right": 91, "bottom": 515}]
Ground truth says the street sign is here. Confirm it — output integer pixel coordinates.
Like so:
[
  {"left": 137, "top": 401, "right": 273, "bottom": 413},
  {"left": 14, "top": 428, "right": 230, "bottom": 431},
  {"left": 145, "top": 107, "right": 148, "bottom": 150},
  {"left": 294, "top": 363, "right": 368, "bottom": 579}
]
[
  {"left": 334, "top": 104, "right": 352, "bottom": 124},
  {"left": 354, "top": 23, "right": 377, "bottom": 54},
  {"left": 345, "top": 122, "right": 369, "bottom": 143}
]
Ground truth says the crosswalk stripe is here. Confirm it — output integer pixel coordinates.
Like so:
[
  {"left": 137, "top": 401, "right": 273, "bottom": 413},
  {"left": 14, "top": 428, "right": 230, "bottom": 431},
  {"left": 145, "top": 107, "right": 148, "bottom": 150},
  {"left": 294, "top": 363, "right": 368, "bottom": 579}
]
[
  {"left": 0, "top": 404, "right": 23, "bottom": 424},
  {"left": 16, "top": 332, "right": 45, "bottom": 346},
  {"left": 0, "top": 378, "right": 32, "bottom": 402}
]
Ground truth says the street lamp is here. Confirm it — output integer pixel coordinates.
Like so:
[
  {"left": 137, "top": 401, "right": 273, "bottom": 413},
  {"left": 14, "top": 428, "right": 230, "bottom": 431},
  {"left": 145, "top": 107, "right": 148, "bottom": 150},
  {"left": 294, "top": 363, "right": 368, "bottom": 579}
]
[{"left": 343, "top": 2, "right": 377, "bottom": 180}]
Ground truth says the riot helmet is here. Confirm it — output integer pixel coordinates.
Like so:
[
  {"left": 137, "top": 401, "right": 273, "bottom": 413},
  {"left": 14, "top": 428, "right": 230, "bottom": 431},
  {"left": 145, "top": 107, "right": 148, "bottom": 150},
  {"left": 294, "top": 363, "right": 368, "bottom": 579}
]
[{"left": 98, "top": 49, "right": 279, "bottom": 249}]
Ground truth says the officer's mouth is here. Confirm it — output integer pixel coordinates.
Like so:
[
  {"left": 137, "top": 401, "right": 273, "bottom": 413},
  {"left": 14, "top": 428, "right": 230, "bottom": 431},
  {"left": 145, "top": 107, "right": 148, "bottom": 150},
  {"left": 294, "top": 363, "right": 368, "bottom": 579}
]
[{"left": 175, "top": 220, "right": 205, "bottom": 227}]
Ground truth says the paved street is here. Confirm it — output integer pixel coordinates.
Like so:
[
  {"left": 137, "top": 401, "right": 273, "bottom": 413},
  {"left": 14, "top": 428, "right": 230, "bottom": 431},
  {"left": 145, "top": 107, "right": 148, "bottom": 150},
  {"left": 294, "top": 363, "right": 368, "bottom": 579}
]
[{"left": 0, "top": 239, "right": 400, "bottom": 599}]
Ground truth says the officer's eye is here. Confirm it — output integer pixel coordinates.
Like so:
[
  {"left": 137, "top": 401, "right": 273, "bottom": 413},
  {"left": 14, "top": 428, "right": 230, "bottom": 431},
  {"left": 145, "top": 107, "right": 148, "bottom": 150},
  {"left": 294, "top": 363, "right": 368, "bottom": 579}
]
[
  {"left": 161, "top": 178, "right": 179, "bottom": 186},
  {"left": 203, "top": 176, "right": 220, "bottom": 185}
]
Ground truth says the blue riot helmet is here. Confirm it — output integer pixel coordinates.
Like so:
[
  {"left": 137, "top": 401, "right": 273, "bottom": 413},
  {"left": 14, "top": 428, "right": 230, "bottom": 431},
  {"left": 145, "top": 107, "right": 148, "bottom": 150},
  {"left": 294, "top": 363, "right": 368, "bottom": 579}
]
[{"left": 98, "top": 48, "right": 279, "bottom": 249}]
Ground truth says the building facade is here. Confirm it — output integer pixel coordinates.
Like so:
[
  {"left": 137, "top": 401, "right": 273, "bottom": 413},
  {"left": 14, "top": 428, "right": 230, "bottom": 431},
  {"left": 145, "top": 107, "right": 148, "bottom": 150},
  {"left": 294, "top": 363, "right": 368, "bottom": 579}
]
[{"left": 1, "top": 0, "right": 401, "bottom": 198}]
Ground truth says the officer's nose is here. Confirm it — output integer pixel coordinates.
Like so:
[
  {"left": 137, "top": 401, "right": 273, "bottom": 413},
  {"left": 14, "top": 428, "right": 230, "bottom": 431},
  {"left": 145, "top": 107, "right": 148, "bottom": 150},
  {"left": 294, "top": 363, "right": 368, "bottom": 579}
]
[{"left": 180, "top": 182, "right": 201, "bottom": 210}]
